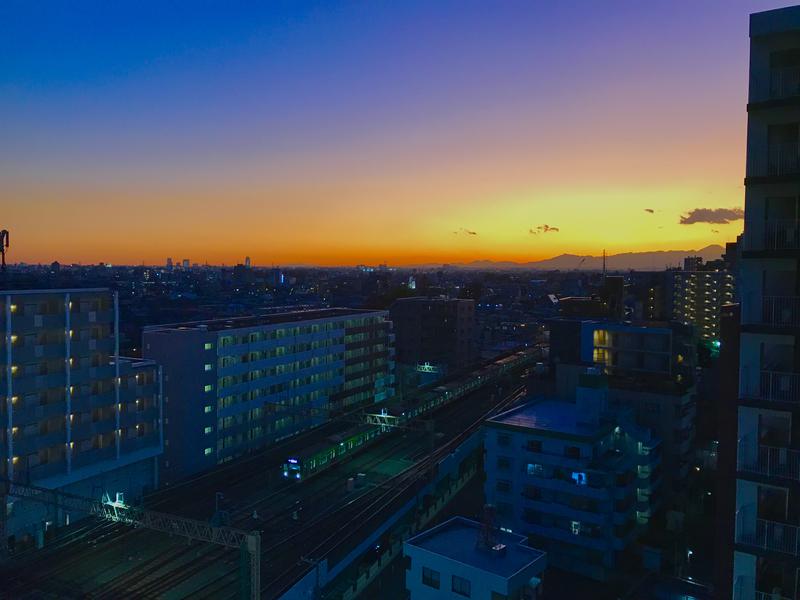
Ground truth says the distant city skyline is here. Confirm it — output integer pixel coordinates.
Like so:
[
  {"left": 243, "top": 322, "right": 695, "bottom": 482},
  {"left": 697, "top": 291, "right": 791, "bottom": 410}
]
[{"left": 2, "top": 1, "right": 786, "bottom": 265}]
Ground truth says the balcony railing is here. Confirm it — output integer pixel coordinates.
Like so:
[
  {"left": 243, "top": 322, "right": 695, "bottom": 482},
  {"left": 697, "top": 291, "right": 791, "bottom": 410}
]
[
  {"left": 742, "top": 369, "right": 800, "bottom": 404},
  {"left": 751, "top": 66, "right": 800, "bottom": 103},
  {"left": 745, "top": 219, "right": 800, "bottom": 251},
  {"left": 734, "top": 576, "right": 794, "bottom": 600},
  {"left": 748, "top": 143, "right": 800, "bottom": 178},
  {"left": 737, "top": 510, "right": 800, "bottom": 557},
  {"left": 742, "top": 295, "right": 800, "bottom": 328},
  {"left": 738, "top": 438, "right": 800, "bottom": 482}
]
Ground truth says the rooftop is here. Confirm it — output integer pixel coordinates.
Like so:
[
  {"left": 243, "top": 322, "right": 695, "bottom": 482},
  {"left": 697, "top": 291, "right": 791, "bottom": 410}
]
[
  {"left": 117, "top": 356, "right": 159, "bottom": 369},
  {"left": 0, "top": 287, "right": 109, "bottom": 296},
  {"left": 143, "top": 308, "right": 384, "bottom": 333},
  {"left": 751, "top": 6, "right": 800, "bottom": 37},
  {"left": 392, "top": 296, "right": 472, "bottom": 305},
  {"left": 405, "top": 517, "right": 545, "bottom": 579},
  {"left": 488, "top": 399, "right": 610, "bottom": 439},
  {"left": 548, "top": 316, "right": 674, "bottom": 333}
]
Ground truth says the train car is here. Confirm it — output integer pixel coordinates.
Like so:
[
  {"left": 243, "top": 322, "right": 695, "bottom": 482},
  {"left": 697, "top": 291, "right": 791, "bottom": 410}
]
[
  {"left": 281, "top": 424, "right": 384, "bottom": 480},
  {"left": 281, "top": 348, "right": 540, "bottom": 481}
]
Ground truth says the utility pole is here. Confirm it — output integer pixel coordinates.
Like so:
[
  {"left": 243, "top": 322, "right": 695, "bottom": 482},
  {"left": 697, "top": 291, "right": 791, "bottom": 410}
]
[{"left": 0, "top": 229, "right": 9, "bottom": 272}]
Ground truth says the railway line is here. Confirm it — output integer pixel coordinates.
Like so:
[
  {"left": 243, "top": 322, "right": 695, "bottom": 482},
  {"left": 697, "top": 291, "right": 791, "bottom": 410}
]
[{"left": 0, "top": 349, "right": 540, "bottom": 599}]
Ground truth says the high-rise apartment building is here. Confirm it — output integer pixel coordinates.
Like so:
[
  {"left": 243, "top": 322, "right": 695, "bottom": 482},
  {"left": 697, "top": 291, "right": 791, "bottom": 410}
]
[
  {"left": 1, "top": 289, "right": 162, "bottom": 549},
  {"left": 666, "top": 259, "right": 736, "bottom": 342},
  {"left": 143, "top": 308, "right": 394, "bottom": 484},
  {"left": 734, "top": 7, "right": 800, "bottom": 599}
]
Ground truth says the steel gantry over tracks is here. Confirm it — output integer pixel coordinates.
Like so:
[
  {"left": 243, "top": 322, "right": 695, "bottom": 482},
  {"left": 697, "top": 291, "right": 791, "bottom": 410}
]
[{"left": 0, "top": 479, "right": 262, "bottom": 599}]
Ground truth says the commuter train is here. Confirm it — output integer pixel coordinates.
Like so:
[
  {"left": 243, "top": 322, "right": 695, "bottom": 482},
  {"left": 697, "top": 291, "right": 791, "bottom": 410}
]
[{"left": 281, "top": 348, "right": 539, "bottom": 481}]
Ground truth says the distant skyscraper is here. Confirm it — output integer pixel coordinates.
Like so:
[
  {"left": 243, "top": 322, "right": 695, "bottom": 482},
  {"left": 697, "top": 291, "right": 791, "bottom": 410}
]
[
  {"left": 733, "top": 7, "right": 800, "bottom": 599},
  {"left": 166, "top": 257, "right": 173, "bottom": 270},
  {"left": 181, "top": 259, "right": 190, "bottom": 269},
  {"left": 244, "top": 256, "right": 251, "bottom": 269}
]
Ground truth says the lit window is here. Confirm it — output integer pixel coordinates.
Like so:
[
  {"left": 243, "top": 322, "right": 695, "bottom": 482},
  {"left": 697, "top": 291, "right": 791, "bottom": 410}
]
[
  {"left": 204, "top": 405, "right": 213, "bottom": 414},
  {"left": 204, "top": 342, "right": 213, "bottom": 350},
  {"left": 204, "top": 447, "right": 213, "bottom": 456},
  {"left": 204, "top": 426, "right": 213, "bottom": 434},
  {"left": 204, "top": 364, "right": 213, "bottom": 372},
  {"left": 571, "top": 472, "right": 587, "bottom": 486},
  {"left": 204, "top": 384, "right": 213, "bottom": 392},
  {"left": 526, "top": 463, "right": 544, "bottom": 476},
  {"left": 571, "top": 520, "right": 581, "bottom": 535}
]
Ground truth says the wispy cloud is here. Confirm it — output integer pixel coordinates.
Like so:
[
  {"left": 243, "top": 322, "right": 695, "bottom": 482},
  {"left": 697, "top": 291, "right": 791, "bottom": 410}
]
[
  {"left": 529, "top": 224, "right": 560, "bottom": 235},
  {"left": 679, "top": 207, "right": 743, "bottom": 225},
  {"left": 453, "top": 227, "right": 478, "bottom": 236}
]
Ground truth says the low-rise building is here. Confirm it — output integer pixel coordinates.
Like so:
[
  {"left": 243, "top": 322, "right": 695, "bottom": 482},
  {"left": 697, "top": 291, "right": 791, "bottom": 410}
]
[
  {"left": 484, "top": 369, "right": 660, "bottom": 581},
  {"left": 143, "top": 308, "right": 394, "bottom": 484},
  {"left": 404, "top": 516, "right": 546, "bottom": 600}
]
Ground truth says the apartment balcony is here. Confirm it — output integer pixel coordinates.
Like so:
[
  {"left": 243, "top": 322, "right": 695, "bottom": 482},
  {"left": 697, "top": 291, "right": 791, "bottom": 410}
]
[
  {"left": 13, "top": 429, "right": 68, "bottom": 455},
  {"left": 747, "top": 144, "right": 800, "bottom": 181},
  {"left": 69, "top": 310, "right": 113, "bottom": 327},
  {"left": 742, "top": 295, "right": 800, "bottom": 328},
  {"left": 737, "top": 507, "right": 800, "bottom": 557},
  {"left": 70, "top": 337, "right": 113, "bottom": 357},
  {"left": 741, "top": 369, "right": 800, "bottom": 405},
  {"left": 734, "top": 576, "right": 793, "bottom": 600},
  {"left": 750, "top": 66, "right": 800, "bottom": 104},
  {"left": 12, "top": 343, "right": 65, "bottom": 362},
  {"left": 12, "top": 401, "right": 67, "bottom": 425},
  {"left": 10, "top": 314, "right": 65, "bottom": 332},
  {"left": 738, "top": 437, "right": 800, "bottom": 483},
  {"left": 744, "top": 219, "right": 800, "bottom": 254},
  {"left": 71, "top": 391, "right": 116, "bottom": 412}
]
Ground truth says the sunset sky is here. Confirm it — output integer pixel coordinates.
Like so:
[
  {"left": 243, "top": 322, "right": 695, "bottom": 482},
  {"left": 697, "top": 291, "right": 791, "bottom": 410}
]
[{"left": 1, "top": 1, "right": 792, "bottom": 266}]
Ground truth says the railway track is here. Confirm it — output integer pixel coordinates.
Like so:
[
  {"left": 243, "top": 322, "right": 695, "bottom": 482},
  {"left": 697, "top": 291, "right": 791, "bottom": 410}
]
[
  {"left": 260, "top": 384, "right": 526, "bottom": 599},
  {"left": 0, "top": 353, "right": 537, "bottom": 599}
]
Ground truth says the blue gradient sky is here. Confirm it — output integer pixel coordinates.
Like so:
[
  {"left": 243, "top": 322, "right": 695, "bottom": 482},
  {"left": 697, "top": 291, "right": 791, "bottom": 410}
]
[{"left": 1, "top": 1, "right": 793, "bottom": 265}]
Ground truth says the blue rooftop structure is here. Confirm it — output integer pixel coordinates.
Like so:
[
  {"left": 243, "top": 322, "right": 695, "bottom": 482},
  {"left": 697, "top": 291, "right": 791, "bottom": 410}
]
[
  {"left": 488, "top": 399, "right": 611, "bottom": 439},
  {"left": 406, "top": 516, "right": 546, "bottom": 578},
  {"left": 404, "top": 516, "right": 546, "bottom": 599}
]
